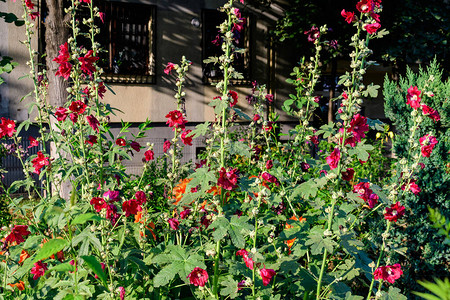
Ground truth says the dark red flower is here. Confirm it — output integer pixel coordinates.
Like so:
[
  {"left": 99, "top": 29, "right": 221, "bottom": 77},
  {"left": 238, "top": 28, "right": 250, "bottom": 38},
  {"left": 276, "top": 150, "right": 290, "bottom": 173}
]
[
  {"left": 166, "top": 110, "right": 187, "bottom": 130},
  {"left": 55, "top": 107, "right": 68, "bottom": 121},
  {"left": 341, "top": 9, "right": 356, "bottom": 23},
  {"left": 406, "top": 86, "right": 422, "bottom": 110},
  {"left": 253, "top": 114, "right": 261, "bottom": 122},
  {"left": 342, "top": 168, "right": 355, "bottom": 181},
  {"left": 163, "top": 140, "right": 171, "bottom": 153},
  {"left": 24, "top": 0, "right": 34, "bottom": 10},
  {"left": 31, "top": 261, "right": 47, "bottom": 280},
  {"left": 401, "top": 179, "right": 421, "bottom": 195},
  {"left": 0, "top": 118, "right": 16, "bottom": 138},
  {"left": 5, "top": 225, "right": 31, "bottom": 245},
  {"left": 304, "top": 26, "right": 320, "bottom": 42},
  {"left": 130, "top": 141, "right": 141, "bottom": 152},
  {"left": 90, "top": 197, "right": 107, "bottom": 212},
  {"left": 55, "top": 61, "right": 72, "bottom": 80},
  {"left": 27, "top": 136, "right": 39, "bottom": 148},
  {"left": 103, "top": 190, "right": 120, "bottom": 202},
  {"left": 78, "top": 50, "right": 99, "bottom": 76},
  {"left": 187, "top": 267, "right": 209, "bottom": 287},
  {"left": 115, "top": 138, "right": 126, "bottom": 147},
  {"left": 85, "top": 135, "right": 97, "bottom": 146},
  {"left": 180, "top": 209, "right": 191, "bottom": 219},
  {"left": 261, "top": 172, "right": 279, "bottom": 186},
  {"left": 53, "top": 42, "right": 70, "bottom": 64},
  {"left": 31, "top": 151, "right": 49, "bottom": 174},
  {"left": 122, "top": 199, "right": 142, "bottom": 217},
  {"left": 353, "top": 182, "right": 378, "bottom": 208},
  {"left": 374, "top": 264, "right": 403, "bottom": 284},
  {"left": 228, "top": 90, "right": 238, "bottom": 107},
  {"left": 69, "top": 113, "right": 78, "bottom": 124},
  {"left": 421, "top": 104, "right": 440, "bottom": 122},
  {"left": 384, "top": 202, "right": 405, "bottom": 222},
  {"left": 263, "top": 121, "right": 273, "bottom": 132},
  {"left": 86, "top": 115, "right": 100, "bottom": 133},
  {"left": 260, "top": 268, "right": 276, "bottom": 286},
  {"left": 106, "top": 204, "right": 119, "bottom": 225},
  {"left": 181, "top": 130, "right": 193, "bottom": 146},
  {"left": 266, "top": 160, "right": 273, "bottom": 170},
  {"left": 144, "top": 150, "right": 154, "bottom": 161},
  {"left": 29, "top": 11, "right": 39, "bottom": 20},
  {"left": 370, "top": 12, "right": 380, "bottom": 22},
  {"left": 326, "top": 147, "right": 340, "bottom": 170},
  {"left": 364, "top": 23, "right": 381, "bottom": 34},
  {"left": 168, "top": 218, "right": 179, "bottom": 230},
  {"left": 164, "top": 62, "right": 176, "bottom": 75},
  {"left": 217, "top": 167, "right": 239, "bottom": 191},
  {"left": 236, "top": 249, "right": 254, "bottom": 270},
  {"left": 419, "top": 134, "right": 438, "bottom": 158},
  {"left": 69, "top": 100, "right": 87, "bottom": 115},
  {"left": 356, "top": 0, "right": 373, "bottom": 13},
  {"left": 301, "top": 162, "right": 310, "bottom": 172},
  {"left": 135, "top": 191, "right": 147, "bottom": 205}
]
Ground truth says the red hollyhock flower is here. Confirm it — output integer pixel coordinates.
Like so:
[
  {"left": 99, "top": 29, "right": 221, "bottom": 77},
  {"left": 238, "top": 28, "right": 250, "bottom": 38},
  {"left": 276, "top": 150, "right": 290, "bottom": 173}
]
[
  {"left": 370, "top": 12, "right": 380, "bottom": 22},
  {"left": 5, "top": 225, "right": 31, "bottom": 245},
  {"left": 144, "top": 149, "right": 154, "bottom": 161},
  {"left": 401, "top": 179, "right": 421, "bottom": 195},
  {"left": 217, "top": 167, "right": 239, "bottom": 191},
  {"left": 384, "top": 202, "right": 405, "bottom": 222},
  {"left": 103, "top": 190, "right": 120, "bottom": 202},
  {"left": 163, "top": 140, "right": 171, "bottom": 153},
  {"left": 31, "top": 151, "right": 49, "bottom": 174},
  {"left": 342, "top": 168, "right": 355, "bottom": 181},
  {"left": 260, "top": 268, "right": 276, "bottom": 286},
  {"left": 130, "top": 141, "right": 141, "bottom": 152},
  {"left": 364, "top": 23, "right": 381, "bottom": 34},
  {"left": 55, "top": 61, "right": 72, "bottom": 80},
  {"left": 106, "top": 204, "right": 119, "bottom": 225},
  {"left": 228, "top": 90, "right": 238, "bottom": 107},
  {"left": 97, "top": 82, "right": 107, "bottom": 99},
  {"left": 31, "top": 261, "right": 48, "bottom": 280},
  {"left": 353, "top": 182, "right": 379, "bottom": 208},
  {"left": 181, "top": 130, "right": 193, "bottom": 146},
  {"left": 406, "top": 86, "right": 422, "bottom": 110},
  {"left": 165, "top": 110, "right": 187, "bottom": 130},
  {"left": 53, "top": 42, "right": 70, "bottom": 64},
  {"left": 341, "top": 9, "right": 356, "bottom": 23},
  {"left": 28, "top": 136, "right": 39, "bottom": 148},
  {"left": 326, "top": 147, "right": 340, "bottom": 170},
  {"left": 265, "top": 94, "right": 274, "bottom": 103},
  {"left": 86, "top": 115, "right": 100, "bottom": 133},
  {"left": 349, "top": 113, "right": 369, "bottom": 143},
  {"left": 419, "top": 134, "right": 438, "bottom": 158},
  {"left": 24, "top": 0, "right": 34, "bottom": 9},
  {"left": 135, "top": 191, "right": 147, "bottom": 205},
  {"left": 29, "top": 11, "right": 39, "bottom": 20},
  {"left": 304, "top": 26, "right": 320, "bottom": 42},
  {"left": 356, "top": 0, "right": 373, "bottom": 13},
  {"left": 236, "top": 249, "right": 254, "bottom": 270},
  {"left": 164, "top": 62, "right": 176, "bottom": 75},
  {"left": 421, "top": 104, "right": 440, "bottom": 122},
  {"left": 118, "top": 287, "right": 125, "bottom": 300},
  {"left": 78, "top": 50, "right": 99, "bottom": 76},
  {"left": 263, "top": 121, "right": 273, "bottom": 132},
  {"left": 69, "top": 113, "right": 78, "bottom": 124},
  {"left": 187, "top": 267, "right": 209, "bottom": 287},
  {"left": 374, "top": 264, "right": 403, "bottom": 284},
  {"left": 115, "top": 138, "right": 126, "bottom": 147},
  {"left": 261, "top": 172, "right": 279, "bottom": 186},
  {"left": 85, "top": 135, "right": 97, "bottom": 146},
  {"left": 55, "top": 107, "right": 68, "bottom": 121},
  {"left": 69, "top": 100, "right": 87, "bottom": 115},
  {"left": 90, "top": 197, "right": 106, "bottom": 212},
  {"left": 180, "top": 209, "right": 191, "bottom": 219},
  {"left": 122, "top": 199, "right": 142, "bottom": 217},
  {"left": 253, "top": 114, "right": 261, "bottom": 122},
  {"left": 0, "top": 118, "right": 16, "bottom": 138},
  {"left": 168, "top": 218, "right": 179, "bottom": 230},
  {"left": 266, "top": 160, "right": 273, "bottom": 170}
]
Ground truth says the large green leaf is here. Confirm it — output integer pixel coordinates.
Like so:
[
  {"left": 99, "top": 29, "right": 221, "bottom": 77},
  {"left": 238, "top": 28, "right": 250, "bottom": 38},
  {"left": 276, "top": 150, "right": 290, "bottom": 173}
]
[
  {"left": 33, "top": 239, "right": 68, "bottom": 263},
  {"left": 81, "top": 255, "right": 108, "bottom": 287},
  {"left": 71, "top": 213, "right": 104, "bottom": 226},
  {"left": 305, "top": 226, "right": 337, "bottom": 255}
]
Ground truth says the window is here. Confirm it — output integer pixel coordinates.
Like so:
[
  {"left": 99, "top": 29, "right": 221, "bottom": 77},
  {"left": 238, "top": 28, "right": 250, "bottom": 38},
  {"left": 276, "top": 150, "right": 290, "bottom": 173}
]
[{"left": 202, "top": 9, "right": 251, "bottom": 85}]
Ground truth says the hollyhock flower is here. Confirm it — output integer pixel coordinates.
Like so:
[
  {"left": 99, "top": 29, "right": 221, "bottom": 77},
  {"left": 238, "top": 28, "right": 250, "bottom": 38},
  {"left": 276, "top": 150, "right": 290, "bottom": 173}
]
[
  {"left": 103, "top": 190, "right": 120, "bottom": 202},
  {"left": 228, "top": 90, "right": 238, "bottom": 107},
  {"left": 181, "top": 130, "right": 193, "bottom": 146},
  {"left": 370, "top": 12, "right": 380, "bottom": 22},
  {"left": 90, "top": 197, "right": 107, "bottom": 212},
  {"left": 236, "top": 249, "right": 254, "bottom": 270},
  {"left": 69, "top": 100, "right": 87, "bottom": 115},
  {"left": 99, "top": 12, "right": 105, "bottom": 23},
  {"left": 29, "top": 11, "right": 39, "bottom": 20},
  {"left": 135, "top": 191, "right": 147, "bottom": 205},
  {"left": 421, "top": 104, "right": 440, "bottom": 122},
  {"left": 78, "top": 50, "right": 99, "bottom": 76},
  {"left": 238, "top": 280, "right": 246, "bottom": 290},
  {"left": 419, "top": 134, "right": 438, "bottom": 157},
  {"left": 406, "top": 86, "right": 422, "bottom": 110},
  {"left": 304, "top": 26, "right": 320, "bottom": 42},
  {"left": 115, "top": 138, "right": 126, "bottom": 147},
  {"left": 168, "top": 218, "right": 179, "bottom": 230},
  {"left": 217, "top": 167, "right": 239, "bottom": 191},
  {"left": 253, "top": 114, "right": 261, "bottom": 122},
  {"left": 24, "top": 0, "right": 34, "bottom": 9},
  {"left": 31, "top": 261, "right": 47, "bottom": 280},
  {"left": 86, "top": 115, "right": 100, "bottom": 133},
  {"left": 384, "top": 202, "right": 406, "bottom": 222},
  {"left": 263, "top": 121, "right": 273, "bottom": 132},
  {"left": 261, "top": 172, "right": 279, "bottom": 186},
  {"left": 8, "top": 281, "right": 25, "bottom": 291},
  {"left": 266, "top": 160, "right": 273, "bottom": 170},
  {"left": 0, "top": 118, "right": 16, "bottom": 138},
  {"left": 349, "top": 113, "right": 369, "bottom": 143},
  {"left": 265, "top": 94, "right": 274, "bottom": 102},
  {"left": 55, "top": 61, "right": 72, "bottom": 79},
  {"left": 180, "top": 209, "right": 191, "bottom": 219},
  {"left": 5, "top": 225, "right": 31, "bottom": 245},
  {"left": 55, "top": 107, "right": 68, "bottom": 121},
  {"left": 31, "top": 151, "right": 49, "bottom": 174},
  {"left": 53, "top": 42, "right": 70, "bottom": 64},
  {"left": 326, "top": 147, "right": 340, "bottom": 170},
  {"left": 260, "top": 268, "right": 276, "bottom": 286},
  {"left": 374, "top": 264, "right": 403, "bottom": 284},
  {"left": 353, "top": 182, "right": 378, "bottom": 208},
  {"left": 69, "top": 113, "right": 78, "bottom": 124},
  {"left": 211, "top": 34, "right": 222, "bottom": 46},
  {"left": 130, "top": 141, "right": 141, "bottom": 152},
  {"left": 356, "top": 0, "right": 373, "bottom": 13},
  {"left": 164, "top": 62, "right": 176, "bottom": 75},
  {"left": 18, "top": 250, "right": 30, "bottom": 264},
  {"left": 118, "top": 287, "right": 125, "bottom": 300},
  {"left": 364, "top": 23, "right": 381, "bottom": 34},
  {"left": 166, "top": 110, "right": 186, "bottom": 130},
  {"left": 106, "top": 204, "right": 119, "bottom": 225},
  {"left": 163, "top": 140, "right": 171, "bottom": 153},
  {"left": 85, "top": 135, "right": 97, "bottom": 146},
  {"left": 300, "top": 162, "right": 310, "bottom": 172},
  {"left": 122, "top": 199, "right": 142, "bottom": 217},
  {"left": 310, "top": 135, "right": 319, "bottom": 145},
  {"left": 28, "top": 136, "right": 39, "bottom": 148},
  {"left": 342, "top": 168, "right": 355, "bottom": 181},
  {"left": 144, "top": 149, "right": 154, "bottom": 161},
  {"left": 187, "top": 267, "right": 208, "bottom": 287},
  {"left": 341, "top": 9, "right": 356, "bottom": 23},
  {"left": 401, "top": 179, "right": 421, "bottom": 195}
]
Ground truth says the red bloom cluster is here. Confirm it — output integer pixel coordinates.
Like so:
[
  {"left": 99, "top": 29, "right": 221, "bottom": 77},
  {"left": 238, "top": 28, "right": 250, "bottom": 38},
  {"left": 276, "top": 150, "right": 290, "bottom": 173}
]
[
  {"left": 144, "top": 150, "right": 154, "bottom": 161},
  {"left": 181, "top": 130, "right": 193, "bottom": 146},
  {"left": 419, "top": 134, "right": 438, "bottom": 158},
  {"left": 406, "top": 86, "right": 422, "bottom": 109},
  {"left": 228, "top": 90, "right": 238, "bottom": 107},
  {"left": 4, "top": 225, "right": 31, "bottom": 245},
  {"left": 0, "top": 118, "right": 16, "bottom": 138},
  {"left": 356, "top": 0, "right": 380, "bottom": 13},
  {"left": 342, "top": 168, "right": 355, "bottom": 181},
  {"left": 55, "top": 107, "right": 68, "bottom": 121},
  {"left": 163, "top": 140, "right": 171, "bottom": 153},
  {"left": 374, "top": 264, "right": 403, "bottom": 284},
  {"left": 421, "top": 104, "right": 440, "bottom": 122},
  {"left": 86, "top": 115, "right": 100, "bottom": 132},
  {"left": 166, "top": 110, "right": 187, "bottom": 131},
  {"left": 304, "top": 26, "right": 320, "bottom": 42},
  {"left": 353, "top": 182, "right": 379, "bottom": 208},
  {"left": 384, "top": 202, "right": 405, "bottom": 222},
  {"left": 24, "top": 0, "right": 40, "bottom": 20},
  {"left": 401, "top": 179, "right": 421, "bottom": 195},
  {"left": 53, "top": 42, "right": 72, "bottom": 80},
  {"left": 168, "top": 218, "right": 179, "bottom": 230},
  {"left": 261, "top": 172, "right": 279, "bottom": 186},
  {"left": 31, "top": 261, "right": 48, "bottom": 280},
  {"left": 28, "top": 136, "right": 39, "bottom": 148},
  {"left": 342, "top": 114, "right": 369, "bottom": 147},
  {"left": 341, "top": 9, "right": 356, "bottom": 23},
  {"left": 31, "top": 151, "right": 50, "bottom": 174},
  {"left": 260, "top": 267, "right": 276, "bottom": 286},
  {"left": 217, "top": 167, "right": 239, "bottom": 190},
  {"left": 187, "top": 267, "right": 209, "bottom": 287},
  {"left": 364, "top": 23, "right": 381, "bottom": 34},
  {"left": 326, "top": 147, "right": 341, "bottom": 170},
  {"left": 78, "top": 50, "right": 99, "bottom": 77},
  {"left": 236, "top": 249, "right": 254, "bottom": 270},
  {"left": 116, "top": 138, "right": 126, "bottom": 146}
]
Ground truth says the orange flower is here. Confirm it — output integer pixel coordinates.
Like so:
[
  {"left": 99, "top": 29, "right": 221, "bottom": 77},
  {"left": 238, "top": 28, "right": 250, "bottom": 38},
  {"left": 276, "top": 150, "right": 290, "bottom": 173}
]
[
  {"left": 172, "top": 178, "right": 193, "bottom": 205},
  {"left": 18, "top": 250, "right": 30, "bottom": 264},
  {"left": 135, "top": 211, "right": 156, "bottom": 240},
  {"left": 8, "top": 281, "right": 25, "bottom": 291},
  {"left": 285, "top": 215, "right": 306, "bottom": 254}
]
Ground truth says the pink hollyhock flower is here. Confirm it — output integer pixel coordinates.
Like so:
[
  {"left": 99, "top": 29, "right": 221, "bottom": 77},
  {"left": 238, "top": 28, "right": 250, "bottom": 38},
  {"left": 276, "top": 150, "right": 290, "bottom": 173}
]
[
  {"left": 261, "top": 172, "right": 279, "bottom": 186},
  {"left": 228, "top": 90, "right": 238, "bottom": 107},
  {"left": 90, "top": 197, "right": 107, "bottom": 212},
  {"left": 187, "top": 267, "right": 209, "bottom": 287},
  {"left": 103, "top": 190, "right": 120, "bottom": 202},
  {"left": 130, "top": 141, "right": 141, "bottom": 152},
  {"left": 236, "top": 249, "right": 254, "bottom": 270},
  {"left": 364, "top": 23, "right": 381, "bottom": 34},
  {"left": 353, "top": 182, "right": 378, "bottom": 208},
  {"left": 180, "top": 209, "right": 191, "bottom": 219},
  {"left": 419, "top": 134, "right": 438, "bottom": 157},
  {"left": 85, "top": 135, "right": 97, "bottom": 146},
  {"left": 260, "top": 268, "right": 276, "bottom": 286},
  {"left": 69, "top": 100, "right": 87, "bottom": 115},
  {"left": 166, "top": 110, "right": 187, "bottom": 130},
  {"left": 122, "top": 199, "right": 142, "bottom": 217},
  {"left": 115, "top": 138, "right": 126, "bottom": 147},
  {"left": 164, "top": 62, "right": 175, "bottom": 75},
  {"left": 342, "top": 168, "right": 355, "bottom": 181},
  {"left": 5, "top": 225, "right": 31, "bottom": 245},
  {"left": 31, "top": 151, "right": 49, "bottom": 174},
  {"left": 78, "top": 50, "right": 99, "bottom": 76},
  {"left": 342, "top": 91, "right": 348, "bottom": 100},
  {"left": 86, "top": 115, "right": 100, "bottom": 133},
  {"left": 31, "top": 261, "right": 47, "bottom": 280},
  {"left": 144, "top": 149, "right": 154, "bottom": 161},
  {"left": 265, "top": 94, "right": 274, "bottom": 103},
  {"left": 301, "top": 162, "right": 310, "bottom": 171},
  {"left": 349, "top": 113, "right": 369, "bottom": 143},
  {"left": 266, "top": 160, "right": 273, "bottom": 170},
  {"left": 99, "top": 12, "right": 105, "bottom": 23},
  {"left": 374, "top": 264, "right": 403, "bottom": 284},
  {"left": 253, "top": 114, "right": 261, "bottom": 122},
  {"left": 421, "top": 104, "right": 440, "bottom": 122},
  {"left": 406, "top": 86, "right": 422, "bottom": 109},
  {"left": 304, "top": 26, "right": 320, "bottom": 42},
  {"left": 217, "top": 167, "right": 239, "bottom": 191},
  {"left": 384, "top": 202, "right": 405, "bottom": 222},
  {"left": 371, "top": 12, "right": 380, "bottom": 22},
  {"left": 168, "top": 218, "right": 179, "bottom": 230},
  {"left": 0, "top": 118, "right": 16, "bottom": 138},
  {"left": 356, "top": 0, "right": 373, "bottom": 13},
  {"left": 135, "top": 191, "right": 147, "bottom": 205},
  {"left": 326, "top": 147, "right": 340, "bottom": 170},
  {"left": 341, "top": 9, "right": 356, "bottom": 23},
  {"left": 55, "top": 107, "right": 68, "bottom": 121},
  {"left": 28, "top": 136, "right": 39, "bottom": 148},
  {"left": 118, "top": 287, "right": 125, "bottom": 300},
  {"left": 163, "top": 140, "right": 171, "bottom": 153},
  {"left": 181, "top": 130, "right": 193, "bottom": 146},
  {"left": 401, "top": 179, "right": 421, "bottom": 195},
  {"left": 238, "top": 280, "right": 246, "bottom": 290}
]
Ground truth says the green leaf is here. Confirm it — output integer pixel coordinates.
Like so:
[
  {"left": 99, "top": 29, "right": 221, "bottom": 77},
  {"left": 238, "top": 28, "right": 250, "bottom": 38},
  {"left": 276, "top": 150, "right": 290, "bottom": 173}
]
[
  {"left": 209, "top": 217, "right": 229, "bottom": 242},
  {"left": 71, "top": 213, "right": 104, "bottom": 226},
  {"left": 362, "top": 84, "right": 380, "bottom": 98},
  {"left": 291, "top": 179, "right": 318, "bottom": 199},
  {"left": 305, "top": 226, "right": 337, "bottom": 255},
  {"left": 81, "top": 255, "right": 108, "bottom": 287},
  {"left": 228, "top": 215, "right": 252, "bottom": 249},
  {"left": 33, "top": 239, "right": 68, "bottom": 263},
  {"left": 153, "top": 261, "right": 183, "bottom": 287},
  {"left": 220, "top": 276, "right": 239, "bottom": 299},
  {"left": 379, "top": 287, "right": 407, "bottom": 300},
  {"left": 414, "top": 278, "right": 450, "bottom": 300},
  {"left": 233, "top": 107, "right": 251, "bottom": 121},
  {"left": 348, "top": 142, "right": 374, "bottom": 162},
  {"left": 46, "top": 262, "right": 76, "bottom": 274},
  {"left": 316, "top": 123, "right": 336, "bottom": 138},
  {"left": 227, "top": 141, "right": 251, "bottom": 158},
  {"left": 190, "top": 122, "right": 211, "bottom": 138}
]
